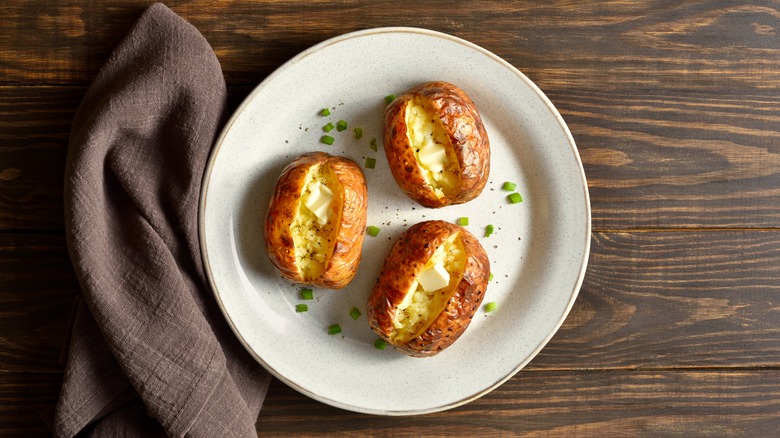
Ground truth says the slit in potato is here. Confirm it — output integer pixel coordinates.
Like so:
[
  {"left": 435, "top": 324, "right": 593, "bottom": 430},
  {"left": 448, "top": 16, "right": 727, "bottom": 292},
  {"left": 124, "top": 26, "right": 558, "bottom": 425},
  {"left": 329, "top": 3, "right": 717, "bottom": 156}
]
[
  {"left": 391, "top": 232, "right": 466, "bottom": 342},
  {"left": 290, "top": 163, "right": 343, "bottom": 280},
  {"left": 405, "top": 97, "right": 461, "bottom": 199}
]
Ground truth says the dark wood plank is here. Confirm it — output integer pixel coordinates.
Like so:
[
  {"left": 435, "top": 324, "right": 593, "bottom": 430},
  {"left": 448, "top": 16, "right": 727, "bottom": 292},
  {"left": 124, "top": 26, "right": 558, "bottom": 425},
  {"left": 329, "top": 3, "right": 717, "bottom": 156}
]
[
  {"left": 0, "top": 87, "right": 76, "bottom": 230},
  {"left": 556, "top": 90, "right": 780, "bottom": 229},
  {"left": 0, "top": 86, "right": 252, "bottom": 230},
  {"left": 3, "top": 231, "right": 778, "bottom": 374},
  {"left": 2, "top": 85, "right": 780, "bottom": 230},
  {"left": 532, "top": 230, "right": 780, "bottom": 370},
  {"left": 255, "top": 370, "right": 780, "bottom": 436},
  {"left": 1, "top": 370, "right": 778, "bottom": 437},
  {"left": 0, "top": 373, "right": 62, "bottom": 437},
  {"left": 0, "top": 233, "right": 78, "bottom": 372},
  {"left": 2, "top": 0, "right": 780, "bottom": 94}
]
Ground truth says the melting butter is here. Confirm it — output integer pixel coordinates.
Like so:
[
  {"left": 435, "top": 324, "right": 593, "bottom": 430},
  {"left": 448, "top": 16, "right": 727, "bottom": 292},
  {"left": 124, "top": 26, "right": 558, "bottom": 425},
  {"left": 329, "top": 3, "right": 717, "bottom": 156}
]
[
  {"left": 417, "top": 262, "right": 450, "bottom": 292},
  {"left": 304, "top": 181, "right": 334, "bottom": 225}
]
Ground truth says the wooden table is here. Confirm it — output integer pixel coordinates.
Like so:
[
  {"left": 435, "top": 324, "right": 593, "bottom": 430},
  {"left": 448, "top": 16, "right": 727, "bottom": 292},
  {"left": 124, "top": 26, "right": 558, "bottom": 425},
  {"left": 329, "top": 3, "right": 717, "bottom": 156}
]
[{"left": 2, "top": 1, "right": 779, "bottom": 436}]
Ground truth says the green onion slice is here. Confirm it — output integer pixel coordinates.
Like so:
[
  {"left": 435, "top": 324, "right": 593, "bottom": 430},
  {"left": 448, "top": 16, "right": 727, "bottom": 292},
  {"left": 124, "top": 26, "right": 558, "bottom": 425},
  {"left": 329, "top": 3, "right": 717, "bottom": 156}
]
[
  {"left": 349, "top": 307, "right": 362, "bottom": 320},
  {"left": 502, "top": 181, "right": 517, "bottom": 191},
  {"left": 300, "top": 288, "right": 314, "bottom": 300},
  {"left": 320, "top": 108, "right": 331, "bottom": 116},
  {"left": 484, "top": 302, "right": 498, "bottom": 313},
  {"left": 485, "top": 224, "right": 495, "bottom": 237},
  {"left": 320, "top": 135, "right": 334, "bottom": 145},
  {"left": 367, "top": 225, "right": 380, "bottom": 236},
  {"left": 365, "top": 157, "right": 376, "bottom": 169},
  {"left": 327, "top": 324, "right": 342, "bottom": 335},
  {"left": 457, "top": 217, "right": 469, "bottom": 226},
  {"left": 374, "top": 338, "right": 388, "bottom": 350},
  {"left": 370, "top": 138, "right": 378, "bottom": 151},
  {"left": 323, "top": 122, "right": 335, "bottom": 132},
  {"left": 508, "top": 192, "right": 523, "bottom": 204},
  {"left": 295, "top": 304, "right": 308, "bottom": 313},
  {"left": 489, "top": 272, "right": 494, "bottom": 282},
  {"left": 354, "top": 127, "right": 363, "bottom": 139},
  {"left": 385, "top": 94, "right": 396, "bottom": 104},
  {"left": 336, "top": 120, "right": 348, "bottom": 131}
]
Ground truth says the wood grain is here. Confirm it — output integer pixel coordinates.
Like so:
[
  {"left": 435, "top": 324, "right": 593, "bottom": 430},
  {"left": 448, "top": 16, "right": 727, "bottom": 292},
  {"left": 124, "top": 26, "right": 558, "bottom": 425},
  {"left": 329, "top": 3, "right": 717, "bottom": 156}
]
[
  {"left": 0, "top": 87, "right": 75, "bottom": 230},
  {"left": 0, "top": 86, "right": 252, "bottom": 230},
  {"left": 1, "top": 370, "right": 778, "bottom": 437},
  {"left": 254, "top": 370, "right": 780, "bottom": 436},
  {"left": 2, "top": 85, "right": 780, "bottom": 230},
  {"left": 2, "top": 1, "right": 780, "bottom": 92},
  {"left": 556, "top": 90, "right": 780, "bottom": 229},
  {"left": 533, "top": 230, "right": 780, "bottom": 370},
  {"left": 3, "top": 231, "right": 778, "bottom": 374},
  {"left": 0, "top": 373, "right": 62, "bottom": 437},
  {"left": 0, "top": 233, "right": 77, "bottom": 372}
]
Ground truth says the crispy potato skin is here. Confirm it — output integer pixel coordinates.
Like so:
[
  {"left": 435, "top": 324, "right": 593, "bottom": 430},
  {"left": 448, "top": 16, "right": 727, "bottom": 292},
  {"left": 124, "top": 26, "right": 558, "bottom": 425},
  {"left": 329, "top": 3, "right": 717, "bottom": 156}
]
[
  {"left": 384, "top": 81, "right": 490, "bottom": 208},
  {"left": 367, "top": 220, "right": 490, "bottom": 357},
  {"left": 264, "top": 152, "right": 368, "bottom": 289}
]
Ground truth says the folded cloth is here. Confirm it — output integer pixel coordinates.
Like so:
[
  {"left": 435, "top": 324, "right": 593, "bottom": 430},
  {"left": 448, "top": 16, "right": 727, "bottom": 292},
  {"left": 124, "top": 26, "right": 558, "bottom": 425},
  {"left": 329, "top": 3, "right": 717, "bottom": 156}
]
[{"left": 54, "top": 3, "right": 270, "bottom": 437}]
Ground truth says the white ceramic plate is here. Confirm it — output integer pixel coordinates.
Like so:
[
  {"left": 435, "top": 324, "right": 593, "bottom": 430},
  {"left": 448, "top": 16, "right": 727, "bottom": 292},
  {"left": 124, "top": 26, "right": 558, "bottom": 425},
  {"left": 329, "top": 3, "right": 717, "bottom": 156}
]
[{"left": 200, "top": 27, "right": 590, "bottom": 415}]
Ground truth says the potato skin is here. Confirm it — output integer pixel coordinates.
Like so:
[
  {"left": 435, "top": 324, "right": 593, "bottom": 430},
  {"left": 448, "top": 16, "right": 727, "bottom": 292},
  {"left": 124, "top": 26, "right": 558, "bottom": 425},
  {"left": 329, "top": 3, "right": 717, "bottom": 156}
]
[
  {"left": 264, "top": 152, "right": 368, "bottom": 289},
  {"left": 367, "top": 220, "right": 490, "bottom": 357},
  {"left": 384, "top": 81, "right": 490, "bottom": 208}
]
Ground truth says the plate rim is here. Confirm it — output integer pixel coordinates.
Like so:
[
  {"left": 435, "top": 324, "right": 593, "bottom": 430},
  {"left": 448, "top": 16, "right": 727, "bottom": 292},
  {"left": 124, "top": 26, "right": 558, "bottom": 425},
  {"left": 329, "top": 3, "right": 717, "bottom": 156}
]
[{"left": 199, "top": 26, "right": 591, "bottom": 415}]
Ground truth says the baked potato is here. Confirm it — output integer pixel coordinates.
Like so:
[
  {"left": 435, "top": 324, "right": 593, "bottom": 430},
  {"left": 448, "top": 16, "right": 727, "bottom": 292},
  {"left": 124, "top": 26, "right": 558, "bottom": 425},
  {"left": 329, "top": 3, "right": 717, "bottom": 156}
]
[
  {"left": 367, "top": 220, "right": 490, "bottom": 357},
  {"left": 384, "top": 81, "right": 490, "bottom": 208},
  {"left": 264, "top": 152, "right": 368, "bottom": 289}
]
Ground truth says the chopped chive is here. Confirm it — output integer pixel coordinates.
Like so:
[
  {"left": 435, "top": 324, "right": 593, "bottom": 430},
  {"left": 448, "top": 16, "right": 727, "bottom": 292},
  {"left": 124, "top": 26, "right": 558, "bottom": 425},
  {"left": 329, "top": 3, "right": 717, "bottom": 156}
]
[
  {"left": 323, "top": 122, "right": 335, "bottom": 132},
  {"left": 508, "top": 192, "right": 523, "bottom": 204},
  {"left": 295, "top": 304, "right": 308, "bottom": 313},
  {"left": 374, "top": 338, "right": 388, "bottom": 350},
  {"left": 385, "top": 94, "right": 396, "bottom": 104},
  {"left": 367, "top": 225, "right": 381, "bottom": 236},
  {"left": 502, "top": 181, "right": 517, "bottom": 191},
  {"left": 370, "top": 138, "right": 378, "bottom": 151},
  {"left": 320, "top": 135, "right": 334, "bottom": 145},
  {"left": 365, "top": 157, "right": 376, "bottom": 169},
  {"left": 457, "top": 217, "right": 469, "bottom": 226},
  {"left": 349, "top": 307, "right": 362, "bottom": 320},
  {"left": 489, "top": 272, "right": 494, "bottom": 282},
  {"left": 300, "top": 288, "right": 314, "bottom": 300},
  {"left": 484, "top": 301, "right": 498, "bottom": 313},
  {"left": 320, "top": 108, "right": 331, "bottom": 116},
  {"left": 336, "top": 120, "right": 348, "bottom": 132},
  {"left": 354, "top": 127, "right": 363, "bottom": 139},
  {"left": 485, "top": 224, "right": 495, "bottom": 238},
  {"left": 327, "top": 324, "right": 342, "bottom": 335}
]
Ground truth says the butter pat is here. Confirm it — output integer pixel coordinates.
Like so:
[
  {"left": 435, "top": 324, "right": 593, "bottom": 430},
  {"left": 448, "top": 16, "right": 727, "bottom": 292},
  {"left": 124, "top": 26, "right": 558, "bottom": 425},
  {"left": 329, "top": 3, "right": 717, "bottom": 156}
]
[
  {"left": 417, "top": 142, "right": 447, "bottom": 172},
  {"left": 304, "top": 181, "right": 334, "bottom": 225},
  {"left": 417, "top": 262, "right": 450, "bottom": 292}
]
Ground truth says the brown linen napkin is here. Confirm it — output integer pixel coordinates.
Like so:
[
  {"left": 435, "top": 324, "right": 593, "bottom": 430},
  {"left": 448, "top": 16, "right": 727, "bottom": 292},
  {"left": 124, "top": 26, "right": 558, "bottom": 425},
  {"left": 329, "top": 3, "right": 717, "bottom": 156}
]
[{"left": 54, "top": 3, "right": 270, "bottom": 437}]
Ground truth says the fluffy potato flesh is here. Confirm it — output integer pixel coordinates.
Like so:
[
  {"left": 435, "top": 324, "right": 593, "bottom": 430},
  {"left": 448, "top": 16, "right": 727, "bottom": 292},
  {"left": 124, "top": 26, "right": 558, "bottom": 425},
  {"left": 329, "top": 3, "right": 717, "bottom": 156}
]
[
  {"left": 391, "top": 232, "right": 466, "bottom": 342},
  {"left": 290, "top": 163, "right": 343, "bottom": 280},
  {"left": 405, "top": 97, "right": 461, "bottom": 200}
]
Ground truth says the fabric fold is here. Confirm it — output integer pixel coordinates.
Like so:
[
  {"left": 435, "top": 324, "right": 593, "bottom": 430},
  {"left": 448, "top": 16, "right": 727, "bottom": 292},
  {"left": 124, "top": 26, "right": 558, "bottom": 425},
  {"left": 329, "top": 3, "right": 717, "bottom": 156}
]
[{"left": 54, "top": 3, "right": 270, "bottom": 437}]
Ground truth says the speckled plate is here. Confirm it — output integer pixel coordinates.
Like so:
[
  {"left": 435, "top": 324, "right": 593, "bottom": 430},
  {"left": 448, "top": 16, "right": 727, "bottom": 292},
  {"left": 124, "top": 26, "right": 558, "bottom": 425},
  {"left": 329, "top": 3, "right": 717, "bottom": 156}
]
[{"left": 199, "top": 27, "right": 590, "bottom": 415}]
